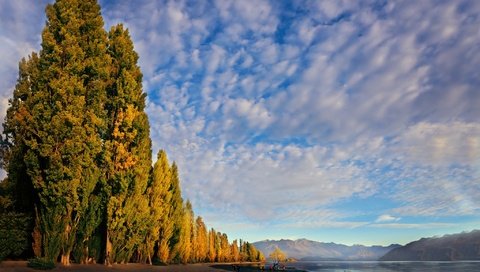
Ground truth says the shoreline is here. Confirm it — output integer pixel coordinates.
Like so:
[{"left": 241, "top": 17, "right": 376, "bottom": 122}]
[
  {"left": 5, "top": 259, "right": 480, "bottom": 272},
  {"left": 0, "top": 261, "right": 228, "bottom": 272},
  {"left": 0, "top": 261, "right": 308, "bottom": 272}
]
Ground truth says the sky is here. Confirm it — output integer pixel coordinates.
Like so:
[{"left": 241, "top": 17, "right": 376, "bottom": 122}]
[{"left": 0, "top": 0, "right": 479, "bottom": 246}]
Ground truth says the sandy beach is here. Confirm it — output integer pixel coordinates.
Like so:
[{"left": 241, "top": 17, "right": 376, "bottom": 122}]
[
  {"left": 0, "top": 261, "right": 301, "bottom": 272},
  {"left": 0, "top": 261, "right": 232, "bottom": 272},
  {"left": 0, "top": 261, "right": 287, "bottom": 272}
]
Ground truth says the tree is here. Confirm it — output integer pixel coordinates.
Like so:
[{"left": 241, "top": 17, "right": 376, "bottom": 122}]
[
  {"left": 231, "top": 240, "right": 240, "bottom": 262},
  {"left": 214, "top": 232, "right": 222, "bottom": 262},
  {"left": 269, "top": 246, "right": 287, "bottom": 263},
  {"left": 72, "top": 192, "right": 103, "bottom": 264},
  {"left": 2, "top": 55, "right": 39, "bottom": 216},
  {"left": 257, "top": 248, "right": 266, "bottom": 262},
  {"left": 207, "top": 228, "right": 216, "bottom": 262},
  {"left": 239, "top": 240, "right": 248, "bottom": 262},
  {"left": 176, "top": 200, "right": 193, "bottom": 263},
  {"left": 217, "top": 233, "right": 230, "bottom": 262},
  {"left": 1, "top": 55, "right": 39, "bottom": 260},
  {"left": 194, "top": 216, "right": 208, "bottom": 262},
  {"left": 14, "top": 0, "right": 111, "bottom": 264},
  {"left": 145, "top": 150, "right": 171, "bottom": 264},
  {"left": 155, "top": 156, "right": 174, "bottom": 263},
  {"left": 168, "top": 163, "right": 184, "bottom": 263},
  {"left": 104, "top": 24, "right": 152, "bottom": 264},
  {"left": 191, "top": 213, "right": 198, "bottom": 263}
]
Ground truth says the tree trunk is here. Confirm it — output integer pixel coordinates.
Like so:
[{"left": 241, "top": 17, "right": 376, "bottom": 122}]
[
  {"left": 82, "top": 243, "right": 89, "bottom": 264},
  {"left": 61, "top": 251, "right": 70, "bottom": 265},
  {"left": 32, "top": 208, "right": 42, "bottom": 257},
  {"left": 105, "top": 232, "right": 112, "bottom": 266}
]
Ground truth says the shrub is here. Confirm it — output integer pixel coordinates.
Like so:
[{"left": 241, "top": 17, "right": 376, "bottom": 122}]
[
  {"left": 152, "top": 256, "right": 168, "bottom": 266},
  {"left": 0, "top": 212, "right": 31, "bottom": 261},
  {"left": 27, "top": 257, "right": 56, "bottom": 270}
]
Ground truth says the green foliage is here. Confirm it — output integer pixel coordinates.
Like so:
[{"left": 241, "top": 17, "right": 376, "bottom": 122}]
[
  {"left": 0, "top": 212, "right": 31, "bottom": 261},
  {"left": 104, "top": 23, "right": 152, "bottom": 264},
  {"left": 7, "top": 0, "right": 111, "bottom": 265},
  {"left": 27, "top": 257, "right": 56, "bottom": 270},
  {"left": 176, "top": 200, "right": 193, "bottom": 263},
  {"left": 73, "top": 194, "right": 103, "bottom": 263},
  {"left": 147, "top": 150, "right": 172, "bottom": 263},
  {"left": 3, "top": 55, "right": 38, "bottom": 215},
  {"left": 38, "top": 205, "right": 64, "bottom": 262},
  {"left": 168, "top": 163, "right": 184, "bottom": 263},
  {"left": 0, "top": 179, "right": 14, "bottom": 213}
]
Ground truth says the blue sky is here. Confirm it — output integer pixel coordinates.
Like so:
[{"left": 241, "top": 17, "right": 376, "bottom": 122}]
[{"left": 1, "top": 0, "right": 479, "bottom": 246}]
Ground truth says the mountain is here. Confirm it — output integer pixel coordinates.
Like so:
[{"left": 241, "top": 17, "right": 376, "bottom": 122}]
[
  {"left": 253, "top": 239, "right": 400, "bottom": 261},
  {"left": 380, "top": 230, "right": 480, "bottom": 261}
]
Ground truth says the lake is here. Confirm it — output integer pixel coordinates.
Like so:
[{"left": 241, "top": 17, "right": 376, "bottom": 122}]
[{"left": 291, "top": 261, "right": 480, "bottom": 272}]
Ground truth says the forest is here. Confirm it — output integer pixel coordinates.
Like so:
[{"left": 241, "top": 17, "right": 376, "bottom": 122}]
[{"left": 0, "top": 0, "right": 263, "bottom": 266}]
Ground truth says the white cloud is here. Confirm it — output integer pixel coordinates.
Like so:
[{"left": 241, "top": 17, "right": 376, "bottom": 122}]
[
  {"left": 148, "top": 122, "right": 378, "bottom": 224},
  {"left": 222, "top": 98, "right": 273, "bottom": 130},
  {"left": 284, "top": 221, "right": 369, "bottom": 230},
  {"left": 393, "top": 122, "right": 480, "bottom": 166},
  {"left": 370, "top": 223, "right": 457, "bottom": 229},
  {"left": 1, "top": 0, "right": 479, "bottom": 242},
  {"left": 215, "top": 0, "right": 278, "bottom": 37},
  {"left": 375, "top": 214, "right": 400, "bottom": 223},
  {"left": 392, "top": 178, "right": 480, "bottom": 217}
]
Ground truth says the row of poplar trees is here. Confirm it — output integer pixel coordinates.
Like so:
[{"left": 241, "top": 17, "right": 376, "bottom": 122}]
[{"left": 0, "top": 0, "right": 264, "bottom": 266}]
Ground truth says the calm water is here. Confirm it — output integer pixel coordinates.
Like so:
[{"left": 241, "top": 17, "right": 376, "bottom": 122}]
[{"left": 292, "top": 261, "right": 480, "bottom": 272}]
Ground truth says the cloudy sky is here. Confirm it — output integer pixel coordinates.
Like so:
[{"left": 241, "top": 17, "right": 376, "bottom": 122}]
[{"left": 1, "top": 0, "right": 479, "bottom": 246}]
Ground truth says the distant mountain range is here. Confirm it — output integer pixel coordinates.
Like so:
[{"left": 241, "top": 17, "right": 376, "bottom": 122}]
[
  {"left": 380, "top": 230, "right": 480, "bottom": 261},
  {"left": 253, "top": 239, "right": 400, "bottom": 261},
  {"left": 254, "top": 230, "right": 480, "bottom": 262}
]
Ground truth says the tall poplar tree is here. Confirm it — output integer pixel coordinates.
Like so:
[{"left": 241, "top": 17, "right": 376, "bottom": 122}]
[
  {"left": 231, "top": 240, "right": 240, "bottom": 262},
  {"left": 104, "top": 24, "right": 152, "bottom": 264},
  {"left": 156, "top": 169, "right": 175, "bottom": 264},
  {"left": 168, "top": 163, "right": 184, "bottom": 263},
  {"left": 1, "top": 62, "right": 35, "bottom": 259},
  {"left": 3, "top": 55, "right": 39, "bottom": 215},
  {"left": 145, "top": 150, "right": 171, "bottom": 264},
  {"left": 194, "top": 216, "right": 208, "bottom": 262},
  {"left": 219, "top": 233, "right": 230, "bottom": 262},
  {"left": 176, "top": 200, "right": 193, "bottom": 263},
  {"left": 14, "top": 0, "right": 111, "bottom": 264},
  {"left": 208, "top": 228, "right": 217, "bottom": 262}
]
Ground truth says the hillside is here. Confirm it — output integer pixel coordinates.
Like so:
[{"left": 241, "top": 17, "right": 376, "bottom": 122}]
[
  {"left": 253, "top": 239, "right": 400, "bottom": 261},
  {"left": 380, "top": 230, "right": 480, "bottom": 261}
]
